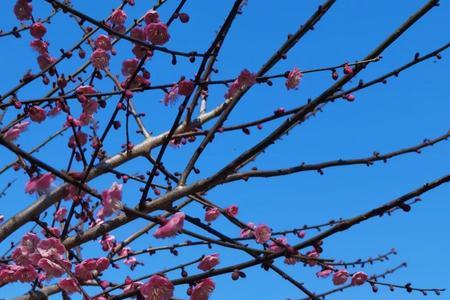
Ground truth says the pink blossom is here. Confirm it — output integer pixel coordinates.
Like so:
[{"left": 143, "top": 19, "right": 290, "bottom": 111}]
[
  {"left": 28, "top": 105, "right": 46, "bottom": 123},
  {"left": 25, "top": 173, "right": 55, "bottom": 194},
  {"left": 225, "top": 205, "right": 238, "bottom": 217},
  {"left": 90, "top": 49, "right": 110, "bottom": 70},
  {"left": 351, "top": 271, "right": 368, "bottom": 286},
  {"left": 14, "top": 0, "right": 32, "bottom": 21},
  {"left": 37, "top": 54, "right": 55, "bottom": 70},
  {"left": 190, "top": 278, "right": 215, "bottom": 300},
  {"left": 123, "top": 276, "right": 143, "bottom": 293},
  {"left": 240, "top": 222, "right": 256, "bottom": 238},
  {"left": 179, "top": 13, "right": 190, "bottom": 23},
  {"left": 36, "top": 237, "right": 66, "bottom": 260},
  {"left": 95, "top": 34, "right": 113, "bottom": 51},
  {"left": 163, "top": 85, "right": 179, "bottom": 106},
  {"left": 306, "top": 250, "right": 320, "bottom": 266},
  {"left": 146, "top": 22, "right": 170, "bottom": 45},
  {"left": 97, "top": 182, "right": 123, "bottom": 219},
  {"left": 110, "top": 9, "right": 127, "bottom": 25},
  {"left": 178, "top": 80, "right": 195, "bottom": 96},
  {"left": 30, "top": 22, "right": 47, "bottom": 39},
  {"left": 132, "top": 44, "right": 151, "bottom": 59},
  {"left": 121, "top": 58, "right": 139, "bottom": 76},
  {"left": 343, "top": 63, "right": 353, "bottom": 75},
  {"left": 76, "top": 85, "right": 96, "bottom": 96},
  {"left": 316, "top": 269, "right": 333, "bottom": 278},
  {"left": 82, "top": 98, "right": 99, "bottom": 115},
  {"left": 297, "top": 230, "right": 306, "bottom": 239},
  {"left": 3, "top": 121, "right": 29, "bottom": 141},
  {"left": 12, "top": 233, "right": 40, "bottom": 266},
  {"left": 332, "top": 269, "right": 349, "bottom": 285},
  {"left": 30, "top": 39, "right": 49, "bottom": 55},
  {"left": 130, "top": 27, "right": 147, "bottom": 41},
  {"left": 43, "top": 226, "right": 61, "bottom": 237},
  {"left": 268, "top": 237, "right": 288, "bottom": 253},
  {"left": 254, "top": 224, "right": 271, "bottom": 244},
  {"left": 140, "top": 274, "right": 174, "bottom": 300},
  {"left": 58, "top": 278, "right": 80, "bottom": 294},
  {"left": 54, "top": 207, "right": 67, "bottom": 222},
  {"left": 144, "top": 10, "right": 160, "bottom": 24},
  {"left": 198, "top": 254, "right": 220, "bottom": 271},
  {"left": 37, "top": 258, "right": 70, "bottom": 278},
  {"left": 13, "top": 265, "right": 38, "bottom": 282},
  {"left": 68, "top": 131, "right": 88, "bottom": 149},
  {"left": 204, "top": 207, "right": 221, "bottom": 222},
  {"left": 153, "top": 212, "right": 185, "bottom": 238},
  {"left": 75, "top": 257, "right": 109, "bottom": 281},
  {"left": 285, "top": 67, "right": 303, "bottom": 90},
  {"left": 100, "top": 234, "right": 116, "bottom": 251},
  {"left": 225, "top": 69, "right": 256, "bottom": 98}
]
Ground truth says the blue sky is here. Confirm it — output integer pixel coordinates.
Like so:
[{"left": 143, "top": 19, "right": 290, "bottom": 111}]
[{"left": 0, "top": 0, "right": 449, "bottom": 299}]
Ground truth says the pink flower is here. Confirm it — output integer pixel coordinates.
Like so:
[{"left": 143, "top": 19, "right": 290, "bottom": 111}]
[
  {"left": 163, "top": 85, "right": 179, "bottom": 106},
  {"left": 285, "top": 67, "right": 303, "bottom": 90},
  {"left": 95, "top": 34, "right": 112, "bottom": 51},
  {"left": 54, "top": 207, "right": 67, "bottom": 222},
  {"left": 100, "top": 234, "right": 116, "bottom": 251},
  {"left": 144, "top": 10, "right": 160, "bottom": 24},
  {"left": 68, "top": 131, "right": 88, "bottom": 149},
  {"left": 12, "top": 233, "right": 40, "bottom": 266},
  {"left": 332, "top": 269, "right": 349, "bottom": 285},
  {"left": 240, "top": 222, "right": 256, "bottom": 238},
  {"left": 30, "top": 39, "right": 49, "bottom": 55},
  {"left": 297, "top": 230, "right": 306, "bottom": 239},
  {"left": 351, "top": 271, "right": 368, "bottom": 286},
  {"left": 13, "top": 265, "right": 38, "bottom": 282},
  {"left": 90, "top": 49, "right": 110, "bottom": 70},
  {"left": 123, "top": 276, "right": 143, "bottom": 293},
  {"left": 121, "top": 58, "right": 139, "bottom": 76},
  {"left": 75, "top": 257, "right": 109, "bottom": 281},
  {"left": 25, "top": 173, "right": 55, "bottom": 194},
  {"left": 268, "top": 237, "right": 288, "bottom": 253},
  {"left": 30, "top": 22, "right": 47, "bottom": 39},
  {"left": 146, "top": 22, "right": 170, "bottom": 45},
  {"left": 76, "top": 85, "right": 96, "bottom": 97},
  {"left": 37, "top": 258, "right": 70, "bottom": 278},
  {"left": 178, "top": 80, "right": 195, "bottom": 96},
  {"left": 198, "top": 254, "right": 220, "bottom": 271},
  {"left": 28, "top": 105, "right": 46, "bottom": 123},
  {"left": 254, "top": 224, "right": 271, "bottom": 244},
  {"left": 190, "top": 278, "right": 215, "bottom": 300},
  {"left": 224, "top": 69, "right": 256, "bottom": 98},
  {"left": 130, "top": 27, "right": 147, "bottom": 41},
  {"left": 132, "top": 44, "right": 151, "bottom": 59},
  {"left": 37, "top": 54, "right": 55, "bottom": 70},
  {"left": 14, "top": 0, "right": 32, "bottom": 21},
  {"left": 110, "top": 9, "right": 127, "bottom": 25},
  {"left": 140, "top": 274, "right": 174, "bottom": 300},
  {"left": 3, "top": 121, "right": 29, "bottom": 141},
  {"left": 36, "top": 237, "right": 66, "bottom": 260},
  {"left": 306, "top": 250, "right": 320, "bottom": 266},
  {"left": 153, "top": 212, "right": 185, "bottom": 239},
  {"left": 204, "top": 207, "right": 221, "bottom": 222},
  {"left": 58, "top": 278, "right": 80, "bottom": 294},
  {"left": 97, "top": 182, "right": 123, "bottom": 220},
  {"left": 225, "top": 205, "right": 238, "bottom": 217},
  {"left": 343, "top": 63, "right": 353, "bottom": 75},
  {"left": 316, "top": 269, "right": 333, "bottom": 278},
  {"left": 82, "top": 98, "right": 99, "bottom": 115}
]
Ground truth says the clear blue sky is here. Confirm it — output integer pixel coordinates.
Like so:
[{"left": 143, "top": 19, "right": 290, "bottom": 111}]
[{"left": 0, "top": 0, "right": 449, "bottom": 299}]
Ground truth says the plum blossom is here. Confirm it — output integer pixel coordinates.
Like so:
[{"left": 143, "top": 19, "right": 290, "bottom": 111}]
[
  {"left": 90, "top": 49, "right": 110, "bottom": 70},
  {"left": 37, "top": 54, "right": 55, "bottom": 70},
  {"left": 316, "top": 268, "right": 333, "bottom": 278},
  {"left": 28, "top": 105, "right": 47, "bottom": 123},
  {"left": 121, "top": 58, "right": 139, "bottom": 76},
  {"left": 254, "top": 224, "right": 271, "bottom": 244},
  {"left": 140, "top": 274, "right": 174, "bottom": 300},
  {"left": 224, "top": 69, "right": 256, "bottom": 99},
  {"left": 30, "top": 39, "right": 49, "bottom": 55},
  {"left": 146, "top": 22, "right": 170, "bottom": 45},
  {"left": 97, "top": 182, "right": 123, "bottom": 220},
  {"left": 100, "top": 233, "right": 116, "bottom": 251},
  {"left": 130, "top": 27, "right": 147, "bottom": 41},
  {"left": 163, "top": 85, "right": 179, "bottom": 106},
  {"left": 30, "top": 22, "right": 47, "bottom": 39},
  {"left": 75, "top": 257, "right": 110, "bottom": 281},
  {"left": 123, "top": 276, "right": 143, "bottom": 294},
  {"left": 285, "top": 67, "right": 303, "bottom": 90},
  {"left": 351, "top": 271, "right": 368, "bottom": 286},
  {"left": 204, "top": 207, "right": 221, "bottom": 222},
  {"left": 306, "top": 249, "right": 320, "bottom": 266},
  {"left": 37, "top": 258, "right": 70, "bottom": 278},
  {"left": 25, "top": 173, "right": 55, "bottom": 195},
  {"left": 12, "top": 233, "right": 40, "bottom": 266},
  {"left": 268, "top": 237, "right": 288, "bottom": 253},
  {"left": 198, "top": 254, "right": 220, "bottom": 271},
  {"left": 225, "top": 205, "right": 238, "bottom": 217},
  {"left": 14, "top": 0, "right": 32, "bottom": 21},
  {"left": 95, "top": 34, "right": 113, "bottom": 51},
  {"left": 178, "top": 80, "right": 195, "bottom": 96},
  {"left": 68, "top": 131, "right": 88, "bottom": 149},
  {"left": 240, "top": 222, "right": 256, "bottom": 238},
  {"left": 110, "top": 9, "right": 127, "bottom": 25},
  {"left": 58, "top": 278, "right": 80, "bottom": 294},
  {"left": 3, "top": 121, "right": 29, "bottom": 141},
  {"left": 153, "top": 212, "right": 185, "bottom": 238},
  {"left": 144, "top": 10, "right": 160, "bottom": 24},
  {"left": 190, "top": 278, "right": 215, "bottom": 300},
  {"left": 332, "top": 269, "right": 349, "bottom": 285}
]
